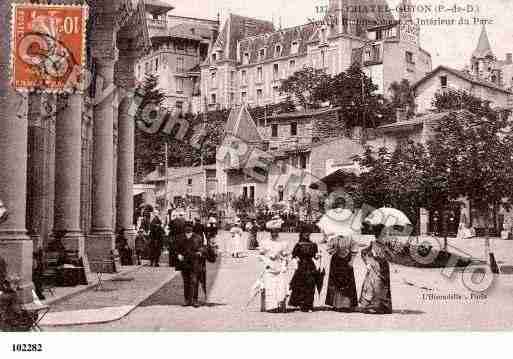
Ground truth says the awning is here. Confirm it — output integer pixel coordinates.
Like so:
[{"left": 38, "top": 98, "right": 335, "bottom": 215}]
[{"left": 309, "top": 168, "right": 361, "bottom": 191}]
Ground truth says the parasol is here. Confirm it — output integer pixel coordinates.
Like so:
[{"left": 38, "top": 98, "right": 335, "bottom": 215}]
[
  {"left": 365, "top": 207, "right": 412, "bottom": 227},
  {"left": 316, "top": 208, "right": 356, "bottom": 238}
]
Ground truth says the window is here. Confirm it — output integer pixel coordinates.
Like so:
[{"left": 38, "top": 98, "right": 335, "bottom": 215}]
[
  {"left": 176, "top": 41, "right": 185, "bottom": 51},
  {"left": 241, "top": 91, "right": 247, "bottom": 103},
  {"left": 256, "top": 89, "right": 263, "bottom": 105},
  {"left": 241, "top": 70, "right": 247, "bottom": 85},
  {"left": 321, "top": 49, "right": 326, "bottom": 69},
  {"left": 291, "top": 41, "right": 299, "bottom": 54},
  {"left": 289, "top": 59, "right": 296, "bottom": 72},
  {"left": 275, "top": 44, "right": 282, "bottom": 56},
  {"left": 372, "top": 44, "right": 381, "bottom": 62},
  {"left": 176, "top": 78, "right": 184, "bottom": 92},
  {"left": 230, "top": 71, "right": 235, "bottom": 86},
  {"left": 320, "top": 28, "right": 327, "bottom": 42},
  {"left": 187, "top": 178, "right": 192, "bottom": 186},
  {"left": 405, "top": 51, "right": 414, "bottom": 64},
  {"left": 249, "top": 186, "right": 255, "bottom": 201},
  {"left": 290, "top": 122, "right": 297, "bottom": 136},
  {"left": 273, "top": 63, "right": 279, "bottom": 79},
  {"left": 176, "top": 101, "right": 183, "bottom": 115},
  {"left": 211, "top": 93, "right": 217, "bottom": 104},
  {"left": 259, "top": 48, "right": 265, "bottom": 60},
  {"left": 440, "top": 76, "right": 448, "bottom": 88},
  {"left": 243, "top": 52, "right": 250, "bottom": 64},
  {"left": 278, "top": 186, "right": 284, "bottom": 201},
  {"left": 229, "top": 92, "right": 235, "bottom": 105},
  {"left": 212, "top": 52, "right": 217, "bottom": 62},
  {"left": 243, "top": 187, "right": 248, "bottom": 198},
  {"left": 176, "top": 57, "right": 184, "bottom": 72},
  {"left": 257, "top": 67, "right": 263, "bottom": 82},
  {"left": 376, "top": 30, "right": 383, "bottom": 40},
  {"left": 271, "top": 124, "right": 278, "bottom": 137},
  {"left": 300, "top": 153, "right": 308, "bottom": 169},
  {"left": 211, "top": 71, "right": 216, "bottom": 87},
  {"left": 155, "top": 58, "right": 159, "bottom": 72}
]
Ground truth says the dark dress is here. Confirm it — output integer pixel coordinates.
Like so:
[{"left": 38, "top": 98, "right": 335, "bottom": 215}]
[
  {"left": 325, "top": 236, "right": 358, "bottom": 310},
  {"left": 248, "top": 223, "right": 259, "bottom": 250},
  {"left": 289, "top": 240, "right": 318, "bottom": 311},
  {"left": 359, "top": 241, "right": 392, "bottom": 314}
]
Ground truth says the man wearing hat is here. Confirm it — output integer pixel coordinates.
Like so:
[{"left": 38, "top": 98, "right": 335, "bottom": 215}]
[{"left": 175, "top": 223, "right": 207, "bottom": 307}]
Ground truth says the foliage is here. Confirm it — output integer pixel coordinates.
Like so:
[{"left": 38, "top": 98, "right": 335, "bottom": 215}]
[
  {"left": 389, "top": 79, "right": 416, "bottom": 118},
  {"left": 279, "top": 66, "right": 331, "bottom": 109},
  {"left": 230, "top": 195, "right": 255, "bottom": 216}
]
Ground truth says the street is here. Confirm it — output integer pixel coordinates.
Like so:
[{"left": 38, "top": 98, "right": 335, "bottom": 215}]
[{"left": 43, "top": 236, "right": 513, "bottom": 331}]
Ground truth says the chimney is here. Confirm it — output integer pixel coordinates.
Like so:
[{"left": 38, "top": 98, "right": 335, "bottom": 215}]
[{"left": 507, "top": 53, "right": 512, "bottom": 64}]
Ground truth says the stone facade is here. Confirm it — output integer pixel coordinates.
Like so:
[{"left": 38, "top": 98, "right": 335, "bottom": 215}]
[
  {"left": 0, "top": 0, "right": 150, "bottom": 302},
  {"left": 201, "top": 0, "right": 432, "bottom": 111},
  {"left": 138, "top": 7, "right": 219, "bottom": 114}
]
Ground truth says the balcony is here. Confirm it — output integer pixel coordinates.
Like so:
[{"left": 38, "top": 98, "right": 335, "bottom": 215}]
[{"left": 147, "top": 18, "right": 168, "bottom": 29}]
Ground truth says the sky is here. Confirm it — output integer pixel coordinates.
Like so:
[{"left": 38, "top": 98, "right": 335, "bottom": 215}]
[{"left": 164, "top": 0, "right": 513, "bottom": 69}]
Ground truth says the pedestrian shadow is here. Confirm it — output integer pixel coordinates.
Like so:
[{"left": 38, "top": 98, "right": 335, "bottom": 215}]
[
  {"left": 498, "top": 265, "right": 513, "bottom": 274},
  {"left": 200, "top": 302, "right": 227, "bottom": 307},
  {"left": 392, "top": 309, "right": 425, "bottom": 315},
  {"left": 139, "top": 260, "right": 223, "bottom": 308}
]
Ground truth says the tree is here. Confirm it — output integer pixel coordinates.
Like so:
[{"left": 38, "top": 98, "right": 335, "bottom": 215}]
[
  {"left": 389, "top": 79, "right": 416, "bottom": 118},
  {"left": 428, "top": 109, "right": 513, "bottom": 273},
  {"left": 280, "top": 66, "right": 331, "bottom": 109},
  {"left": 320, "top": 63, "right": 392, "bottom": 129}
]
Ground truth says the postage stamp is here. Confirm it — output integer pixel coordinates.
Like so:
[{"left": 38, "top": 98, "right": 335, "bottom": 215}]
[{"left": 10, "top": 3, "right": 88, "bottom": 93}]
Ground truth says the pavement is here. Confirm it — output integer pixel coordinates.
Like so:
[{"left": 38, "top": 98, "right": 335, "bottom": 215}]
[
  {"left": 39, "top": 264, "right": 178, "bottom": 327},
  {"left": 38, "top": 232, "right": 513, "bottom": 331}
]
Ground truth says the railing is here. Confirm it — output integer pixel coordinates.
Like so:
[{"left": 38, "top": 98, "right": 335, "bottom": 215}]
[{"left": 147, "top": 18, "right": 167, "bottom": 28}]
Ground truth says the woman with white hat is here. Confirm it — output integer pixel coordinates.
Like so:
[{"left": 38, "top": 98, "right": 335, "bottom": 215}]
[
  {"left": 258, "top": 215, "right": 290, "bottom": 313},
  {"left": 229, "top": 218, "right": 245, "bottom": 258}
]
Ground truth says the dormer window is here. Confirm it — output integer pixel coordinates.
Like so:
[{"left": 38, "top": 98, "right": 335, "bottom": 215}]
[
  {"left": 243, "top": 52, "right": 250, "bottom": 64},
  {"left": 259, "top": 48, "right": 266, "bottom": 61},
  {"left": 291, "top": 41, "right": 299, "bottom": 54},
  {"left": 275, "top": 44, "right": 282, "bottom": 56}
]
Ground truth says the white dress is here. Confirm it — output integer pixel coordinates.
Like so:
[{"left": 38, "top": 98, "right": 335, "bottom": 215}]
[
  {"left": 259, "top": 237, "right": 290, "bottom": 311},
  {"left": 229, "top": 226, "right": 245, "bottom": 254}
]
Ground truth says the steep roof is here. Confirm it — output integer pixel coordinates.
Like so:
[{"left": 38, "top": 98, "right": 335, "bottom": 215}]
[
  {"left": 472, "top": 25, "right": 494, "bottom": 59},
  {"left": 238, "top": 23, "right": 318, "bottom": 64},
  {"left": 413, "top": 65, "right": 512, "bottom": 94},
  {"left": 224, "top": 105, "right": 262, "bottom": 143},
  {"left": 208, "top": 14, "right": 274, "bottom": 64}
]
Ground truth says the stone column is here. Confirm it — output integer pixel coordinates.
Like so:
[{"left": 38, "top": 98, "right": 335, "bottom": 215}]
[
  {"left": 0, "top": 0, "right": 33, "bottom": 303},
  {"left": 115, "top": 54, "right": 138, "bottom": 248},
  {"left": 53, "top": 94, "right": 84, "bottom": 255}
]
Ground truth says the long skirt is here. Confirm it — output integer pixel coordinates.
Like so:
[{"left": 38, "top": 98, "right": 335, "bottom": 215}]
[
  {"left": 248, "top": 232, "right": 259, "bottom": 250},
  {"left": 325, "top": 255, "right": 358, "bottom": 310},
  {"left": 263, "top": 271, "right": 288, "bottom": 311},
  {"left": 230, "top": 235, "right": 245, "bottom": 254},
  {"left": 359, "top": 258, "right": 392, "bottom": 314},
  {"left": 289, "top": 261, "right": 316, "bottom": 311}
]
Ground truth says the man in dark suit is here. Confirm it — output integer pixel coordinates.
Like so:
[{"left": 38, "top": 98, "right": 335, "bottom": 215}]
[{"left": 175, "top": 224, "right": 206, "bottom": 307}]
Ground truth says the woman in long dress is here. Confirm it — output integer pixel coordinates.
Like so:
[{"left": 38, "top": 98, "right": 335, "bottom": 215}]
[
  {"left": 229, "top": 219, "right": 245, "bottom": 258},
  {"left": 289, "top": 224, "right": 319, "bottom": 312},
  {"left": 358, "top": 225, "right": 393, "bottom": 314},
  {"left": 259, "top": 218, "right": 290, "bottom": 313},
  {"left": 325, "top": 234, "right": 358, "bottom": 311}
]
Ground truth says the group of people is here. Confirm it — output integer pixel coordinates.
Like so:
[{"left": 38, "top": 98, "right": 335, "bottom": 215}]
[
  {"left": 134, "top": 205, "right": 219, "bottom": 307},
  {"left": 256, "top": 203, "right": 393, "bottom": 315}
]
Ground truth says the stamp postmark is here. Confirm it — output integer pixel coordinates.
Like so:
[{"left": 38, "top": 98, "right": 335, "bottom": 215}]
[{"left": 10, "top": 3, "right": 88, "bottom": 93}]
